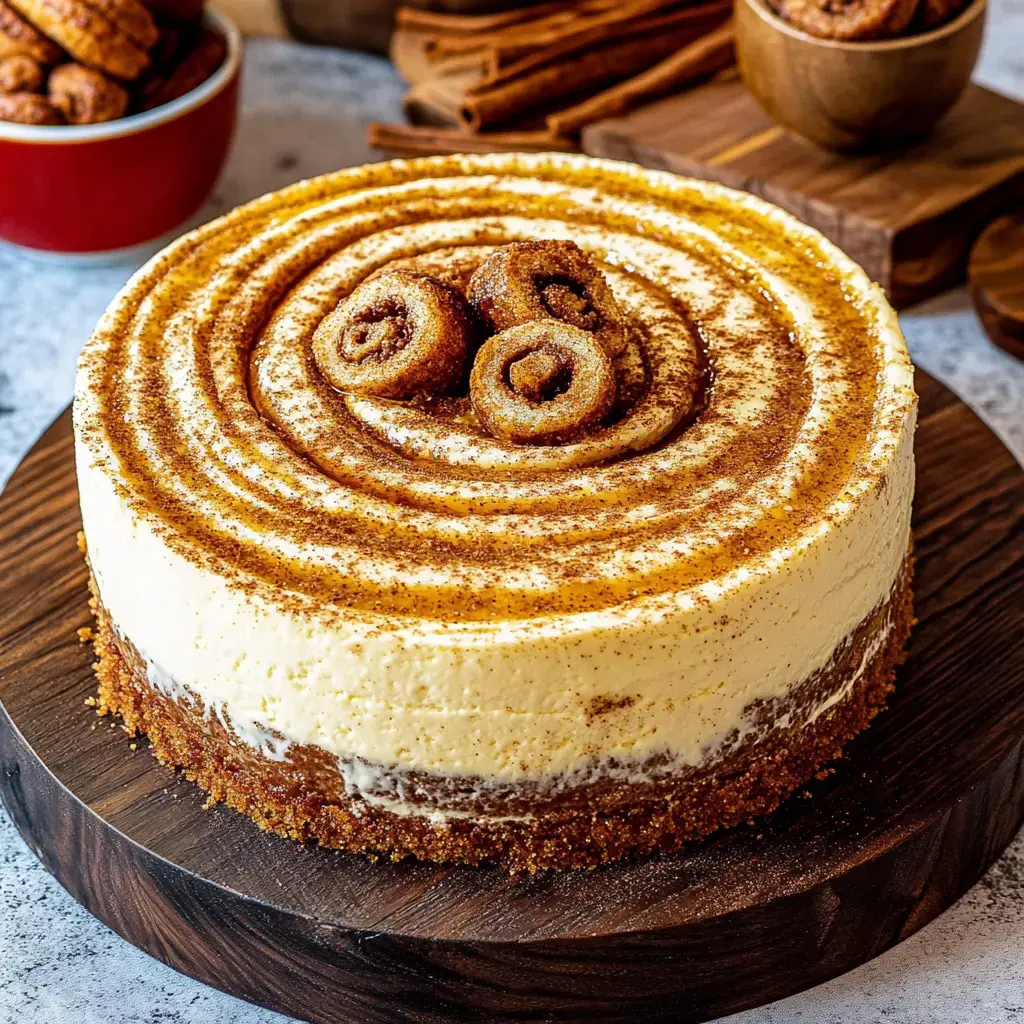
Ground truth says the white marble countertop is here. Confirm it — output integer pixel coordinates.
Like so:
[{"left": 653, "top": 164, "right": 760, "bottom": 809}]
[{"left": 1, "top": 8, "right": 1023, "bottom": 1021}]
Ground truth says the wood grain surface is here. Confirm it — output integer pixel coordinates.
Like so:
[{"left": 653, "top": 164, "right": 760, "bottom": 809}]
[
  {"left": 1, "top": 372, "right": 1023, "bottom": 1024},
  {"left": 583, "top": 75, "right": 1024, "bottom": 308},
  {"left": 969, "top": 210, "right": 1024, "bottom": 361}
]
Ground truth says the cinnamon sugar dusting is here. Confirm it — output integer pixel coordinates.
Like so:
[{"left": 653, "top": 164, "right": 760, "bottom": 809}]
[
  {"left": 75, "top": 154, "right": 914, "bottom": 625},
  {"left": 586, "top": 693, "right": 637, "bottom": 722}
]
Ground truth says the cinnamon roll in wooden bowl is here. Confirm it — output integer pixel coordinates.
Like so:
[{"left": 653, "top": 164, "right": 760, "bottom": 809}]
[
  {"left": 735, "top": 0, "right": 987, "bottom": 151},
  {"left": 75, "top": 153, "right": 917, "bottom": 872}
]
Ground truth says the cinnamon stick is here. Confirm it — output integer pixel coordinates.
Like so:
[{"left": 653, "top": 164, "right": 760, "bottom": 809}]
[
  {"left": 390, "top": 26, "right": 434, "bottom": 86},
  {"left": 367, "top": 122, "right": 579, "bottom": 156},
  {"left": 395, "top": 2, "right": 577, "bottom": 35},
  {"left": 421, "top": 0, "right": 633, "bottom": 61},
  {"left": 459, "top": 12, "right": 725, "bottom": 131},
  {"left": 483, "top": 41, "right": 542, "bottom": 72},
  {"left": 403, "top": 59, "right": 488, "bottom": 127},
  {"left": 547, "top": 19, "right": 735, "bottom": 137},
  {"left": 481, "top": 0, "right": 731, "bottom": 88},
  {"left": 424, "top": 10, "right": 583, "bottom": 61}
]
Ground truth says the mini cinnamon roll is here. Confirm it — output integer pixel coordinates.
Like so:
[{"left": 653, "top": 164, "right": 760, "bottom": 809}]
[
  {"left": 468, "top": 239, "right": 629, "bottom": 357},
  {"left": 141, "top": 0, "right": 202, "bottom": 21},
  {"left": 911, "top": 0, "right": 966, "bottom": 27},
  {"left": 0, "top": 90, "right": 61, "bottom": 122},
  {"left": 7, "top": 0, "right": 156, "bottom": 81},
  {"left": 49, "top": 63, "right": 128, "bottom": 123},
  {"left": 137, "top": 27, "right": 224, "bottom": 112},
  {"left": 469, "top": 321, "right": 616, "bottom": 445},
  {"left": 0, "top": 0, "right": 62, "bottom": 64},
  {"left": 0, "top": 53, "right": 42, "bottom": 92},
  {"left": 313, "top": 270, "right": 473, "bottom": 400},
  {"left": 772, "top": 0, "right": 919, "bottom": 39}
]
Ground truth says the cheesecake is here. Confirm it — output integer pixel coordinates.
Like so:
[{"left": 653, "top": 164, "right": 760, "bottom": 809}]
[{"left": 74, "top": 153, "right": 917, "bottom": 872}]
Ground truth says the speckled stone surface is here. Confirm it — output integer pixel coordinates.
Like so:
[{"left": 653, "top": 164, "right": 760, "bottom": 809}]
[{"left": 1, "top": 12, "right": 1023, "bottom": 1022}]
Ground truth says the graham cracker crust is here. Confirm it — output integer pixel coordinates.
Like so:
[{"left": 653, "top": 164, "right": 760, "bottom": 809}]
[{"left": 88, "top": 560, "right": 913, "bottom": 873}]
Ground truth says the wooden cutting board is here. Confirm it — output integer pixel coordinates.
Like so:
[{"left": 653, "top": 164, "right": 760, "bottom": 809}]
[
  {"left": 584, "top": 72, "right": 1024, "bottom": 308},
  {"left": 2, "top": 373, "right": 1023, "bottom": 1024}
]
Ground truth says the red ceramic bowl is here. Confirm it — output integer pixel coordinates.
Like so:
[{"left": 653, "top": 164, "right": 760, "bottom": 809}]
[{"left": 0, "top": 8, "right": 241, "bottom": 258}]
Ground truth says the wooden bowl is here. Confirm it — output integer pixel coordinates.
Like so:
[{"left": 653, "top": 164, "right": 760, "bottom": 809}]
[{"left": 735, "top": 0, "right": 987, "bottom": 151}]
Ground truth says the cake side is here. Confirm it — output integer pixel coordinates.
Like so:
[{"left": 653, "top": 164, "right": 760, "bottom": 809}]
[
  {"left": 74, "top": 401, "right": 915, "bottom": 791},
  {"left": 89, "top": 555, "right": 913, "bottom": 872}
]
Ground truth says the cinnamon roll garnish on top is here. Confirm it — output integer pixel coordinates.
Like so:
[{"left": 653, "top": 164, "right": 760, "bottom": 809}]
[
  {"left": 468, "top": 239, "right": 629, "bottom": 357},
  {"left": 312, "top": 270, "right": 472, "bottom": 399},
  {"left": 470, "top": 322, "right": 616, "bottom": 445},
  {"left": 312, "top": 240, "right": 641, "bottom": 448}
]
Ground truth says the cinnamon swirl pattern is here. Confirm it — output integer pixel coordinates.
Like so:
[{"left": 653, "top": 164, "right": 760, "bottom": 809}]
[{"left": 76, "top": 154, "right": 917, "bottom": 870}]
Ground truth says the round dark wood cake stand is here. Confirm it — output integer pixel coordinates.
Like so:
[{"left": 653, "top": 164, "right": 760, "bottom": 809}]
[{"left": 1, "top": 371, "right": 1022, "bottom": 1024}]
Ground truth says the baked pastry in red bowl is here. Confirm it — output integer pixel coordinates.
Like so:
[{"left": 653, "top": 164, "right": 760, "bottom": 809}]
[{"left": 0, "top": 7, "right": 240, "bottom": 258}]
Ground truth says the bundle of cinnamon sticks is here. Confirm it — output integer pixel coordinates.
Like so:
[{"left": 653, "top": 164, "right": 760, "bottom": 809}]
[{"left": 369, "top": 0, "right": 735, "bottom": 157}]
